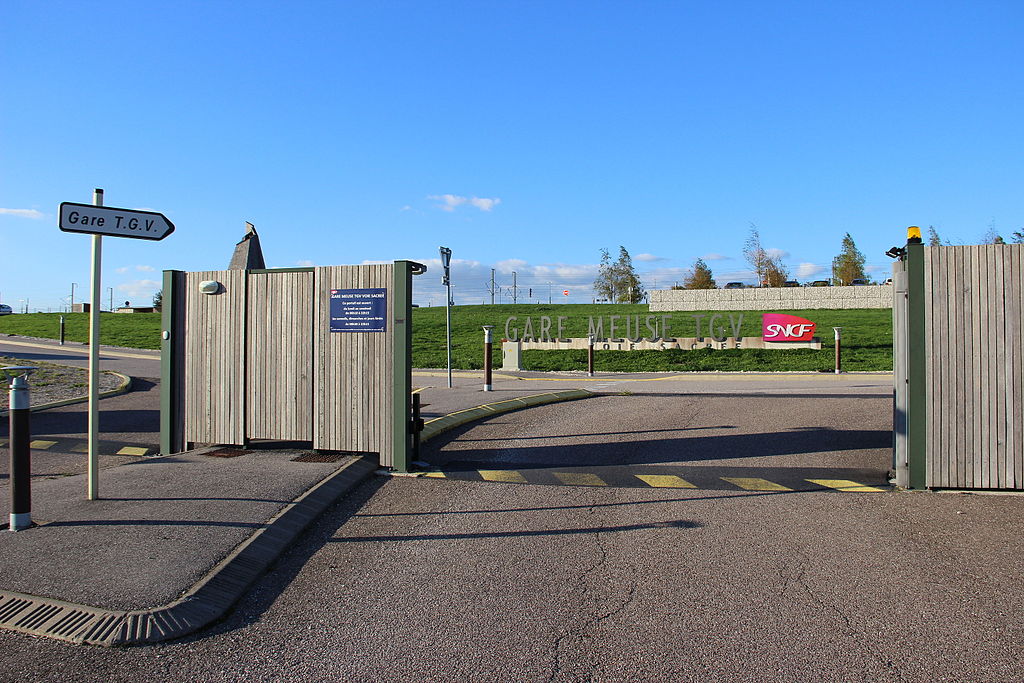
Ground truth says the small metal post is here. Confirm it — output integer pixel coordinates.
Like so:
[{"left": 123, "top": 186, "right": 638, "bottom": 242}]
[
  {"left": 587, "top": 335, "right": 595, "bottom": 377},
  {"left": 482, "top": 325, "right": 494, "bottom": 391},
  {"left": 411, "top": 393, "right": 423, "bottom": 462},
  {"left": 59, "top": 315, "right": 65, "bottom": 345},
  {"left": 834, "top": 327, "right": 843, "bottom": 374},
  {"left": 6, "top": 367, "right": 37, "bottom": 531}
]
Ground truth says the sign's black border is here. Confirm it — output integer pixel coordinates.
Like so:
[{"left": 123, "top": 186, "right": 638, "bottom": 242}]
[{"left": 58, "top": 202, "right": 175, "bottom": 241}]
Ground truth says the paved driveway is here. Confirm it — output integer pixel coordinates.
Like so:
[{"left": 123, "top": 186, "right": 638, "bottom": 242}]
[{"left": 1, "top": 373, "right": 1022, "bottom": 682}]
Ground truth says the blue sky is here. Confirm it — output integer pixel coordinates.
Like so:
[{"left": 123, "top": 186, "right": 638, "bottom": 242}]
[{"left": 3, "top": 1, "right": 1022, "bottom": 309}]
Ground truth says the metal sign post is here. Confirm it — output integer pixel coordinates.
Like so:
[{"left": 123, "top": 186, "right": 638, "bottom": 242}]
[
  {"left": 87, "top": 189, "right": 103, "bottom": 499},
  {"left": 58, "top": 189, "right": 175, "bottom": 500}
]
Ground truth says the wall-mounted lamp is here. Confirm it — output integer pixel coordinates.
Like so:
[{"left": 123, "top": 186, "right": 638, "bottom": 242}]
[{"left": 199, "top": 280, "right": 222, "bottom": 295}]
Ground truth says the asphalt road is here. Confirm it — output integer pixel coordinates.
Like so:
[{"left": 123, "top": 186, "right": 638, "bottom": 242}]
[
  {"left": 2, "top": 373, "right": 1021, "bottom": 682},
  {"left": 0, "top": 337, "right": 161, "bottom": 378}
]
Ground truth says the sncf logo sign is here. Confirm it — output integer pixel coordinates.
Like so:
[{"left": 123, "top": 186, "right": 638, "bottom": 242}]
[{"left": 762, "top": 313, "right": 816, "bottom": 342}]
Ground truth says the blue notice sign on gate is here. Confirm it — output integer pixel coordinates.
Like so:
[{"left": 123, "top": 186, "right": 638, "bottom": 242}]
[{"left": 330, "top": 288, "right": 387, "bottom": 332}]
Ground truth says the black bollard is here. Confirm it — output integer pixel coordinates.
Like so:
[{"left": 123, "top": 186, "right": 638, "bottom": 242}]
[{"left": 6, "top": 367, "right": 36, "bottom": 531}]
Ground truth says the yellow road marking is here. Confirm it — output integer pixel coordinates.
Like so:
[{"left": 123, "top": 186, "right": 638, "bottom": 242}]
[
  {"left": 722, "top": 477, "right": 792, "bottom": 491},
  {"left": 478, "top": 469, "right": 528, "bottom": 483},
  {"left": 807, "top": 478, "right": 887, "bottom": 492},
  {"left": 423, "top": 471, "right": 447, "bottom": 478},
  {"left": 30, "top": 440, "right": 58, "bottom": 449},
  {"left": 554, "top": 472, "right": 607, "bottom": 486},
  {"left": 117, "top": 446, "right": 150, "bottom": 456},
  {"left": 634, "top": 474, "right": 697, "bottom": 488},
  {"left": 0, "top": 440, "right": 5, "bottom": 447},
  {"left": 70, "top": 443, "right": 89, "bottom": 453}
]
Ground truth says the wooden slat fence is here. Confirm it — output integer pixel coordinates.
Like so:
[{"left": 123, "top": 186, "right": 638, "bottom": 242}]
[
  {"left": 179, "top": 264, "right": 400, "bottom": 466},
  {"left": 923, "top": 244, "right": 1023, "bottom": 489}
]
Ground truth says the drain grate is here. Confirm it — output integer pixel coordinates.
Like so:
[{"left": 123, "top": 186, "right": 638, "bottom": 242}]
[
  {"left": 206, "top": 448, "right": 252, "bottom": 458},
  {"left": 291, "top": 452, "right": 352, "bottom": 463}
]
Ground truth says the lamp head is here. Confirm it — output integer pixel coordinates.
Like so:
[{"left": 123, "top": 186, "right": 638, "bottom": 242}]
[{"left": 1, "top": 366, "right": 37, "bottom": 382}]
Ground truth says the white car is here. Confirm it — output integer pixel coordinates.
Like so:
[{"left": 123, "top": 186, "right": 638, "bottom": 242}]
[{"left": 0, "top": 304, "right": 12, "bottom": 315}]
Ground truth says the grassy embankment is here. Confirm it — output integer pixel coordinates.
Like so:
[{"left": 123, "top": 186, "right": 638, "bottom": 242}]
[
  {"left": 0, "top": 305, "right": 893, "bottom": 371},
  {"left": 413, "top": 304, "right": 892, "bottom": 372},
  {"left": 0, "top": 313, "right": 162, "bottom": 349}
]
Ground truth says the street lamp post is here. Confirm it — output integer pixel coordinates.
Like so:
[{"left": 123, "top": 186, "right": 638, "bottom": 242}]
[{"left": 440, "top": 246, "right": 453, "bottom": 388}]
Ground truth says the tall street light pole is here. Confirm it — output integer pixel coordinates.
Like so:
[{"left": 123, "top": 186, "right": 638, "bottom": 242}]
[{"left": 439, "top": 246, "right": 453, "bottom": 388}]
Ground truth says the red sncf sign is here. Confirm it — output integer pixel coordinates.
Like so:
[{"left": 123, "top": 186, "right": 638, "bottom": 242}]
[{"left": 762, "top": 313, "right": 816, "bottom": 342}]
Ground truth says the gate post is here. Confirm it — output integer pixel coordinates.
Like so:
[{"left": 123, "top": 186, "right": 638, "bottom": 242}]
[
  {"left": 391, "top": 261, "right": 416, "bottom": 472},
  {"left": 160, "top": 270, "right": 186, "bottom": 455},
  {"left": 904, "top": 231, "right": 928, "bottom": 489}
]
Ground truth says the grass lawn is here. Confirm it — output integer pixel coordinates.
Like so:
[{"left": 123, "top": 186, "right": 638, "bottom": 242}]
[
  {"left": 412, "top": 304, "right": 893, "bottom": 372},
  {"left": 0, "top": 304, "right": 894, "bottom": 371},
  {"left": 0, "top": 313, "right": 162, "bottom": 350}
]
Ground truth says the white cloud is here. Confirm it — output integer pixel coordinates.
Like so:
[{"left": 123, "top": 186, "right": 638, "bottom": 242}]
[
  {"left": 797, "top": 262, "right": 824, "bottom": 279},
  {"left": 0, "top": 208, "right": 44, "bottom": 219},
  {"left": 136, "top": 265, "right": 155, "bottom": 272},
  {"left": 494, "top": 258, "right": 528, "bottom": 274},
  {"left": 635, "top": 253, "right": 667, "bottom": 262},
  {"left": 116, "top": 279, "right": 161, "bottom": 299},
  {"left": 115, "top": 266, "right": 130, "bottom": 274},
  {"left": 427, "top": 194, "right": 501, "bottom": 212},
  {"left": 865, "top": 264, "right": 886, "bottom": 274},
  {"left": 296, "top": 259, "right": 315, "bottom": 267},
  {"left": 399, "top": 205, "right": 412, "bottom": 212},
  {"left": 702, "top": 253, "right": 730, "bottom": 261},
  {"left": 468, "top": 197, "right": 500, "bottom": 211},
  {"left": 765, "top": 248, "right": 790, "bottom": 261}
]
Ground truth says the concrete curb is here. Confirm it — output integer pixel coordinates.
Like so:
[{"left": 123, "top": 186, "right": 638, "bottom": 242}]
[
  {"left": 0, "top": 456, "right": 376, "bottom": 647},
  {"left": 0, "top": 371, "right": 133, "bottom": 417},
  {"left": 420, "top": 389, "right": 595, "bottom": 443}
]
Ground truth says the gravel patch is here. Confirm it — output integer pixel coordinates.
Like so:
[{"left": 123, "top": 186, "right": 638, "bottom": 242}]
[{"left": 0, "top": 355, "right": 124, "bottom": 409}]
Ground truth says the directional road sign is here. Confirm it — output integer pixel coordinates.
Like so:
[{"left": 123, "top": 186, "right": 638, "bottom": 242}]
[{"left": 58, "top": 202, "right": 175, "bottom": 241}]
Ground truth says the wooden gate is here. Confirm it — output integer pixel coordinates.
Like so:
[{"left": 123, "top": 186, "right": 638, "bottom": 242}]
[
  {"left": 895, "top": 242, "right": 1023, "bottom": 489},
  {"left": 160, "top": 262, "right": 417, "bottom": 470}
]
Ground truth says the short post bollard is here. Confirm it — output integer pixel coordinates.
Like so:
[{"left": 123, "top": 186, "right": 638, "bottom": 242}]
[
  {"left": 59, "top": 315, "right": 65, "bottom": 345},
  {"left": 587, "top": 335, "right": 595, "bottom": 377},
  {"left": 834, "top": 327, "right": 843, "bottom": 374},
  {"left": 482, "top": 325, "right": 494, "bottom": 391},
  {"left": 5, "top": 366, "right": 37, "bottom": 531},
  {"left": 411, "top": 393, "right": 424, "bottom": 462}
]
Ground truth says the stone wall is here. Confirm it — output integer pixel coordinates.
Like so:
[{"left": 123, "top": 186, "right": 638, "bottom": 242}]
[{"left": 649, "top": 284, "right": 892, "bottom": 311}]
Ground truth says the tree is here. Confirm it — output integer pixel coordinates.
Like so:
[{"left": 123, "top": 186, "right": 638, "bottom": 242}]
[
  {"left": 763, "top": 259, "right": 790, "bottom": 288},
  {"left": 593, "top": 248, "right": 615, "bottom": 301},
  {"left": 152, "top": 289, "right": 163, "bottom": 311},
  {"left": 743, "top": 225, "right": 770, "bottom": 286},
  {"left": 1011, "top": 228, "right": 1024, "bottom": 244},
  {"left": 927, "top": 226, "right": 943, "bottom": 246},
  {"left": 613, "top": 246, "right": 645, "bottom": 303},
  {"left": 982, "top": 228, "right": 1006, "bottom": 244},
  {"left": 682, "top": 258, "right": 716, "bottom": 289},
  {"left": 592, "top": 246, "right": 646, "bottom": 303},
  {"left": 831, "top": 233, "right": 866, "bottom": 285}
]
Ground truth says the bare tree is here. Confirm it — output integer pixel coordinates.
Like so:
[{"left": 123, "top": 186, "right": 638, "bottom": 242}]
[{"left": 743, "top": 224, "right": 770, "bottom": 286}]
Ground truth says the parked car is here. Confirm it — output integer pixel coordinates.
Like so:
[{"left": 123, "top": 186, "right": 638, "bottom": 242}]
[
  {"left": 850, "top": 278, "right": 868, "bottom": 286},
  {"left": 723, "top": 282, "right": 745, "bottom": 289},
  {"left": 810, "top": 280, "right": 831, "bottom": 287},
  {"left": 0, "top": 304, "right": 12, "bottom": 315},
  {"left": 782, "top": 281, "right": 800, "bottom": 287}
]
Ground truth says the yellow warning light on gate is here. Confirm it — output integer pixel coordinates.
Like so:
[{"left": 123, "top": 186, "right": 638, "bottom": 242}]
[{"left": 907, "top": 226, "right": 922, "bottom": 243}]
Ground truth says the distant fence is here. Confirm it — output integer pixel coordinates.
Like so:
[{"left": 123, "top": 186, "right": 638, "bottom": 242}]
[
  {"left": 896, "top": 243, "right": 1023, "bottom": 490},
  {"left": 161, "top": 262, "right": 418, "bottom": 470},
  {"left": 649, "top": 285, "right": 891, "bottom": 311}
]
